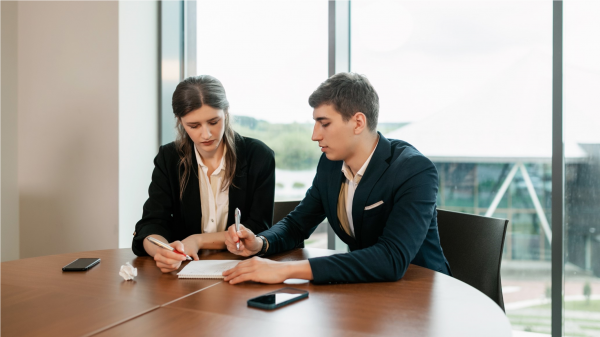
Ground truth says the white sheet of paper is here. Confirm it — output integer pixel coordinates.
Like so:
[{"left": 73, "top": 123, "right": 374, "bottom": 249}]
[{"left": 177, "top": 260, "right": 240, "bottom": 279}]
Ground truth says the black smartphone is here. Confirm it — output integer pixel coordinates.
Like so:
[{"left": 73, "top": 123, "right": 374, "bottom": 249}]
[
  {"left": 62, "top": 258, "right": 101, "bottom": 271},
  {"left": 247, "top": 287, "right": 308, "bottom": 310}
]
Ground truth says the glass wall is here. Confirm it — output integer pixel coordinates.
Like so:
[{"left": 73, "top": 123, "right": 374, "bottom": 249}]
[
  {"left": 564, "top": 1, "right": 600, "bottom": 335},
  {"left": 351, "top": 1, "right": 554, "bottom": 334},
  {"left": 183, "top": 1, "right": 599, "bottom": 333},
  {"left": 195, "top": 0, "right": 329, "bottom": 247}
]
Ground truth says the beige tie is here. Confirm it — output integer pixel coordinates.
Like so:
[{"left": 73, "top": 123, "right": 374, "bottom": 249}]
[{"left": 337, "top": 175, "right": 362, "bottom": 237}]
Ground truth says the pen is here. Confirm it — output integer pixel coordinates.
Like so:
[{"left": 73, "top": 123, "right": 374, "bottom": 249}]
[
  {"left": 235, "top": 208, "right": 241, "bottom": 250},
  {"left": 146, "top": 236, "right": 192, "bottom": 261}
]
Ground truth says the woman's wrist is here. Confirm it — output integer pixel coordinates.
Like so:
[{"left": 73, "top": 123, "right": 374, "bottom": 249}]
[
  {"left": 193, "top": 234, "right": 204, "bottom": 248},
  {"left": 143, "top": 234, "right": 167, "bottom": 257},
  {"left": 191, "top": 232, "right": 227, "bottom": 250}
]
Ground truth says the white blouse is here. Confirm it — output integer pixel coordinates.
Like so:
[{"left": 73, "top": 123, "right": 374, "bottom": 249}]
[{"left": 194, "top": 145, "right": 229, "bottom": 233}]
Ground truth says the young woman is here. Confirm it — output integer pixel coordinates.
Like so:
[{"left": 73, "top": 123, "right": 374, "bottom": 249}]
[{"left": 132, "top": 75, "right": 275, "bottom": 273}]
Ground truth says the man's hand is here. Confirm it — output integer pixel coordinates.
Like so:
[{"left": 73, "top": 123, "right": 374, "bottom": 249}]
[
  {"left": 222, "top": 258, "right": 313, "bottom": 284},
  {"left": 222, "top": 257, "right": 288, "bottom": 284},
  {"left": 224, "top": 224, "right": 262, "bottom": 256}
]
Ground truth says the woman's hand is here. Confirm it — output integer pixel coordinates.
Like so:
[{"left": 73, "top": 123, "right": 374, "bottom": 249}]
[
  {"left": 181, "top": 235, "right": 201, "bottom": 260},
  {"left": 224, "top": 224, "right": 262, "bottom": 257},
  {"left": 153, "top": 240, "right": 188, "bottom": 273}
]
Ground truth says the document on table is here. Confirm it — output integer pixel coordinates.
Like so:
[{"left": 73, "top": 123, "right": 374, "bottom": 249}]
[{"left": 177, "top": 260, "right": 240, "bottom": 279}]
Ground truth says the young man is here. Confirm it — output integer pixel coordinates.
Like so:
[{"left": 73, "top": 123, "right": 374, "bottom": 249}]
[{"left": 222, "top": 72, "right": 450, "bottom": 284}]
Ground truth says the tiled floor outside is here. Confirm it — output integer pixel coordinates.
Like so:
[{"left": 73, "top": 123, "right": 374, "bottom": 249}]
[{"left": 304, "top": 233, "right": 600, "bottom": 336}]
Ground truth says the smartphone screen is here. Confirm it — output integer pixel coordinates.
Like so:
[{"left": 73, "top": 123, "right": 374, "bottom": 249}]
[
  {"left": 62, "top": 258, "right": 101, "bottom": 271},
  {"left": 247, "top": 287, "right": 308, "bottom": 310}
]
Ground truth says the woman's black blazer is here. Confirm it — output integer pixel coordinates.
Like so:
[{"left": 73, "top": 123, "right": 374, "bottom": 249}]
[{"left": 132, "top": 133, "right": 275, "bottom": 256}]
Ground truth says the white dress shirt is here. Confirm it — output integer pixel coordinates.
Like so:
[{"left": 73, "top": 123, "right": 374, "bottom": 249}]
[
  {"left": 195, "top": 145, "right": 229, "bottom": 233},
  {"left": 340, "top": 139, "right": 379, "bottom": 238}
]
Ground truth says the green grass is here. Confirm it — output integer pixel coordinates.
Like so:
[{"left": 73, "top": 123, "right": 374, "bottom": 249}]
[
  {"left": 508, "top": 314, "right": 550, "bottom": 320},
  {"left": 581, "top": 325, "right": 600, "bottom": 331},
  {"left": 508, "top": 319, "right": 550, "bottom": 326},
  {"left": 509, "top": 306, "right": 600, "bottom": 337},
  {"left": 530, "top": 300, "right": 600, "bottom": 312},
  {"left": 292, "top": 182, "right": 306, "bottom": 189},
  {"left": 509, "top": 314, "right": 600, "bottom": 324}
]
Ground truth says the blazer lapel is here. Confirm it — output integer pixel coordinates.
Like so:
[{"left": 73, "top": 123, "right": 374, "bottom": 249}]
[
  {"left": 352, "top": 133, "right": 391, "bottom": 246},
  {"left": 227, "top": 134, "right": 248, "bottom": 228},
  {"left": 182, "top": 152, "right": 202, "bottom": 234},
  {"left": 227, "top": 168, "right": 247, "bottom": 229}
]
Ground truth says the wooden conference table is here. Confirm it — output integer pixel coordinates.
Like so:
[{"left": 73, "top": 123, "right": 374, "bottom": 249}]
[{"left": 1, "top": 248, "right": 511, "bottom": 336}]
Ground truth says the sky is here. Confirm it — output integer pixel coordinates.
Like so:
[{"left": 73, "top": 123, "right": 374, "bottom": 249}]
[{"left": 196, "top": 0, "right": 599, "bottom": 131}]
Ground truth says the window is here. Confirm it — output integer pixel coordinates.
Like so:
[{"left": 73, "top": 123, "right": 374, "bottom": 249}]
[
  {"left": 195, "top": 1, "right": 328, "bottom": 247},
  {"left": 169, "top": 2, "right": 599, "bottom": 333},
  {"left": 564, "top": 1, "right": 600, "bottom": 334},
  {"left": 351, "top": 1, "right": 554, "bottom": 333}
]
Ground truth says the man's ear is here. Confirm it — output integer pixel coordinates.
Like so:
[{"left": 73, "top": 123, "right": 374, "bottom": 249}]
[{"left": 353, "top": 112, "right": 368, "bottom": 135}]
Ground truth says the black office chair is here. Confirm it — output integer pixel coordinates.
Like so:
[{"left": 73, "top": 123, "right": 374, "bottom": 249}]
[
  {"left": 273, "top": 200, "right": 303, "bottom": 248},
  {"left": 273, "top": 200, "right": 301, "bottom": 224},
  {"left": 437, "top": 209, "right": 509, "bottom": 311}
]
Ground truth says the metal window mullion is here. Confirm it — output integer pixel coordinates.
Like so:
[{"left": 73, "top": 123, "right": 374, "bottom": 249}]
[
  {"left": 160, "top": 0, "right": 184, "bottom": 145},
  {"left": 179, "top": 1, "right": 184, "bottom": 81},
  {"left": 327, "top": 0, "right": 351, "bottom": 250},
  {"left": 552, "top": 1, "right": 564, "bottom": 337},
  {"left": 327, "top": 0, "right": 336, "bottom": 249},
  {"left": 157, "top": 2, "right": 163, "bottom": 150},
  {"left": 184, "top": 0, "right": 196, "bottom": 78},
  {"left": 328, "top": 1, "right": 336, "bottom": 78}
]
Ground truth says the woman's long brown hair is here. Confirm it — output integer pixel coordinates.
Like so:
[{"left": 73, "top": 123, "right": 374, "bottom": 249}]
[{"left": 172, "top": 75, "right": 237, "bottom": 200}]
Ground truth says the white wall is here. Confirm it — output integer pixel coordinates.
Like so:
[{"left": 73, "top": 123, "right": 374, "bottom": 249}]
[
  {"left": 118, "top": 1, "right": 159, "bottom": 248},
  {"left": 1, "top": 1, "right": 20, "bottom": 262},
  {"left": 1, "top": 1, "right": 158, "bottom": 259},
  {"left": 17, "top": 1, "right": 119, "bottom": 258}
]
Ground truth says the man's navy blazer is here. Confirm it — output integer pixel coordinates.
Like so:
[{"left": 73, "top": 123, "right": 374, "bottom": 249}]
[{"left": 260, "top": 133, "right": 450, "bottom": 284}]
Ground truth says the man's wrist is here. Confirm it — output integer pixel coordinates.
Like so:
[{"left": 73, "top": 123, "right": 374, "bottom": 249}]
[
  {"left": 256, "top": 235, "right": 269, "bottom": 256},
  {"left": 286, "top": 261, "right": 313, "bottom": 280}
]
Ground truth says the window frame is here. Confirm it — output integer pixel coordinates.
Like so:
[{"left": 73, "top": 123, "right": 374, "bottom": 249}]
[{"left": 164, "top": 2, "right": 568, "bottom": 334}]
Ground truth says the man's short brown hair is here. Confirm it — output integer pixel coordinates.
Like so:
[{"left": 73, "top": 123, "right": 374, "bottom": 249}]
[{"left": 308, "top": 72, "right": 379, "bottom": 132}]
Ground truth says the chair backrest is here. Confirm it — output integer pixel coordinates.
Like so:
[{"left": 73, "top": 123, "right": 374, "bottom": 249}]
[
  {"left": 437, "top": 209, "right": 508, "bottom": 311},
  {"left": 273, "top": 200, "right": 303, "bottom": 248},
  {"left": 273, "top": 200, "right": 301, "bottom": 224}
]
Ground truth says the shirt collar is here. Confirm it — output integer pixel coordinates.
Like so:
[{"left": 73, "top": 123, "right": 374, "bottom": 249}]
[
  {"left": 195, "top": 144, "right": 227, "bottom": 176},
  {"left": 341, "top": 136, "right": 380, "bottom": 183}
]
